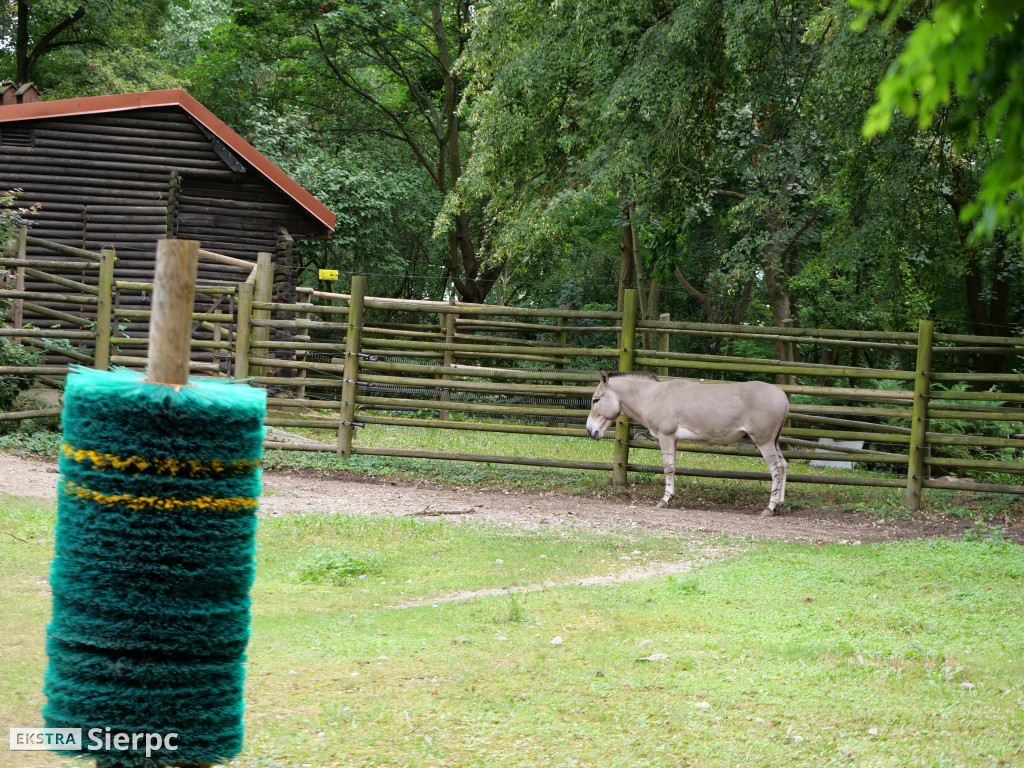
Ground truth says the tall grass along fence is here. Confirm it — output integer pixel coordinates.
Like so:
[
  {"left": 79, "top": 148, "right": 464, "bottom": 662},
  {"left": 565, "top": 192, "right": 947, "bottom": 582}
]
[{"left": 3, "top": 234, "right": 1024, "bottom": 509}]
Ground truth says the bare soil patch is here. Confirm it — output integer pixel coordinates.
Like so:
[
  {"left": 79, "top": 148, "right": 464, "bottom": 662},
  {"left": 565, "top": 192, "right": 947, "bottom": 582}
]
[{"left": 4, "top": 452, "right": 1021, "bottom": 544}]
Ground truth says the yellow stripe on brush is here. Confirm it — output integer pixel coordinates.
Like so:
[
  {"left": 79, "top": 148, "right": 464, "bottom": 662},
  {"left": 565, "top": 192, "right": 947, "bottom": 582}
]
[
  {"left": 61, "top": 481, "right": 258, "bottom": 513},
  {"left": 61, "top": 443, "right": 260, "bottom": 478}
]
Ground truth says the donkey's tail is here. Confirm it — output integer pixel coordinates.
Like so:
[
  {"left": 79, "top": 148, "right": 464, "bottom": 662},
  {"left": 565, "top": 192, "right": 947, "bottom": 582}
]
[{"left": 773, "top": 397, "right": 790, "bottom": 450}]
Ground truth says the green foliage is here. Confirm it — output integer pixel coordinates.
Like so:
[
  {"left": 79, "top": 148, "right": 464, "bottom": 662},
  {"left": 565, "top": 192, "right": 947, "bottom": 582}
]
[
  {"left": 458, "top": 1, "right": 915, "bottom": 327},
  {"left": 0, "top": 426, "right": 62, "bottom": 456},
  {"left": 161, "top": 1, "right": 432, "bottom": 289},
  {"left": 2, "top": 0, "right": 1015, "bottom": 335},
  {"left": 493, "top": 591, "right": 528, "bottom": 624},
  {"left": 856, "top": 0, "right": 1024, "bottom": 243},
  {"left": 452, "top": 0, "right": 1023, "bottom": 337},
  {"left": 0, "top": 0, "right": 180, "bottom": 95},
  {"left": 296, "top": 547, "right": 382, "bottom": 585},
  {"left": 927, "top": 383, "right": 1022, "bottom": 474},
  {"left": 0, "top": 339, "right": 41, "bottom": 413},
  {"left": 184, "top": 0, "right": 499, "bottom": 302},
  {"left": 240, "top": 105, "right": 446, "bottom": 299},
  {"left": 0, "top": 189, "right": 36, "bottom": 244}
]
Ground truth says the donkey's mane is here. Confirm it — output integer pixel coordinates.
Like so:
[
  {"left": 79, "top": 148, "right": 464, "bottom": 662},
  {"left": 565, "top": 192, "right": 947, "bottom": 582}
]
[{"left": 607, "top": 371, "right": 659, "bottom": 381}]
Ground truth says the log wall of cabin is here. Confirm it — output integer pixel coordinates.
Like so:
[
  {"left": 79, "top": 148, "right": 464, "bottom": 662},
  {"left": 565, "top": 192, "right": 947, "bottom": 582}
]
[{"left": 0, "top": 106, "right": 322, "bottom": 367}]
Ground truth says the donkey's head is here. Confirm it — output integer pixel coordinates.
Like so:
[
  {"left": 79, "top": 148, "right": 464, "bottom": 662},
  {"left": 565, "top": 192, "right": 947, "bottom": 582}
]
[{"left": 586, "top": 370, "right": 621, "bottom": 440}]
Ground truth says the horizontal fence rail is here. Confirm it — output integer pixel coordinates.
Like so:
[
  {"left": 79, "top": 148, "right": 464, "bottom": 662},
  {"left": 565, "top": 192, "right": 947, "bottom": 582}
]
[
  {"left": 3, "top": 234, "right": 1023, "bottom": 509},
  {"left": 233, "top": 274, "right": 1023, "bottom": 508}
]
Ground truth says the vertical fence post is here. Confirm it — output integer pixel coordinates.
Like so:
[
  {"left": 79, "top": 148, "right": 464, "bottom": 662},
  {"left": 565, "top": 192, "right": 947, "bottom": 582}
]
[
  {"left": 548, "top": 306, "right": 570, "bottom": 428},
  {"left": 147, "top": 239, "right": 199, "bottom": 385},
  {"left": 12, "top": 226, "right": 26, "bottom": 329},
  {"left": 233, "top": 282, "right": 253, "bottom": 379},
  {"left": 250, "top": 252, "right": 273, "bottom": 379},
  {"left": 555, "top": 307, "right": 569, "bottom": 365},
  {"left": 906, "top": 317, "right": 934, "bottom": 510},
  {"left": 211, "top": 310, "right": 224, "bottom": 377},
  {"left": 658, "top": 312, "right": 670, "bottom": 377},
  {"left": 294, "top": 286, "right": 313, "bottom": 402},
  {"left": 439, "top": 310, "right": 455, "bottom": 421},
  {"left": 93, "top": 247, "right": 116, "bottom": 370},
  {"left": 613, "top": 288, "right": 638, "bottom": 486},
  {"left": 338, "top": 275, "right": 366, "bottom": 459}
]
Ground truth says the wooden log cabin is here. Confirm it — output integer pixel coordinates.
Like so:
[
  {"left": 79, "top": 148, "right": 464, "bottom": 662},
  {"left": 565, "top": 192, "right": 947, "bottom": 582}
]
[{"left": 0, "top": 88, "right": 335, "bottom": 369}]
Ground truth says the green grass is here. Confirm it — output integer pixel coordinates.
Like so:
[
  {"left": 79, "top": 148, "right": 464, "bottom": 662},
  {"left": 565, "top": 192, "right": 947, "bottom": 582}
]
[
  {"left": 2, "top": 495, "right": 1022, "bottom": 768},
  {"left": 0, "top": 495, "right": 57, "bottom": 768},
  {"left": 255, "top": 513, "right": 711, "bottom": 612}
]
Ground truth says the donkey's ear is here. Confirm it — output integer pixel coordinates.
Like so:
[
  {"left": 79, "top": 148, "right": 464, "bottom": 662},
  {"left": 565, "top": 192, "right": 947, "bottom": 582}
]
[{"left": 599, "top": 369, "right": 608, "bottom": 383}]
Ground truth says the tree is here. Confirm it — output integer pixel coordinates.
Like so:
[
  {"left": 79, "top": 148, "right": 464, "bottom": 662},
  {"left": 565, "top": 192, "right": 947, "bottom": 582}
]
[
  {"left": 220, "top": 0, "right": 502, "bottom": 303},
  {"left": 153, "top": 0, "right": 456, "bottom": 301},
  {"left": 846, "top": 0, "right": 1024, "bottom": 375},
  {"left": 458, "top": 1, "right": 885, "bottom": 346},
  {"left": 457, "top": 0, "right": 1024, "bottom": 355},
  {"left": 0, "top": 0, "right": 176, "bottom": 95},
  {"left": 246, "top": 105, "right": 450, "bottom": 301},
  {"left": 451, "top": 0, "right": 659, "bottom": 310},
  {"left": 855, "top": 0, "right": 1024, "bottom": 243}
]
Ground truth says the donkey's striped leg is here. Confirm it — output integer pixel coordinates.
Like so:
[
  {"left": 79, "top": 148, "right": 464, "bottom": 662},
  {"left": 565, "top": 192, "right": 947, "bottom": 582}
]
[
  {"left": 755, "top": 437, "right": 788, "bottom": 516},
  {"left": 654, "top": 433, "right": 677, "bottom": 509}
]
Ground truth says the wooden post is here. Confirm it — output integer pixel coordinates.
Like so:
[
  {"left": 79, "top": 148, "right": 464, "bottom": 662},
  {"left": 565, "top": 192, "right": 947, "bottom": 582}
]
[
  {"left": 548, "top": 306, "right": 570, "bottom": 428},
  {"left": 613, "top": 288, "right": 638, "bottom": 486},
  {"left": 658, "top": 312, "right": 670, "bottom": 378},
  {"left": 250, "top": 252, "right": 273, "bottom": 379},
  {"left": 337, "top": 275, "right": 366, "bottom": 458},
  {"left": 555, "top": 306, "right": 569, "bottom": 367},
  {"left": 294, "top": 286, "right": 313, "bottom": 401},
  {"left": 12, "top": 226, "right": 26, "bottom": 329},
  {"left": 439, "top": 310, "right": 455, "bottom": 420},
  {"left": 93, "top": 247, "right": 116, "bottom": 370},
  {"left": 211, "top": 309, "right": 225, "bottom": 377},
  {"left": 906, "top": 318, "right": 934, "bottom": 510},
  {"left": 234, "top": 282, "right": 254, "bottom": 379},
  {"left": 147, "top": 239, "right": 199, "bottom": 387}
]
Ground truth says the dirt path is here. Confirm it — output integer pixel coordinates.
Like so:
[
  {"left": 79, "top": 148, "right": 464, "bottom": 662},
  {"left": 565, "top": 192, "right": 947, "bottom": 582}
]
[
  {"left": 384, "top": 552, "right": 735, "bottom": 610},
  {"left": 4, "top": 452, "right": 1021, "bottom": 544}
]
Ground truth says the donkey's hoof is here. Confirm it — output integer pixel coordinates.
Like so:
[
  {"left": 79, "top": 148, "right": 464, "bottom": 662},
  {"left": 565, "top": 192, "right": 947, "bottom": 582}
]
[
  {"left": 654, "top": 499, "right": 669, "bottom": 510},
  {"left": 761, "top": 506, "right": 781, "bottom": 517}
]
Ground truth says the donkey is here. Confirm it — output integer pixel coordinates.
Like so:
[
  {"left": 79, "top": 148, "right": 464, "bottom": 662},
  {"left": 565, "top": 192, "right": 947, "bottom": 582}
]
[{"left": 586, "top": 371, "right": 789, "bottom": 515}]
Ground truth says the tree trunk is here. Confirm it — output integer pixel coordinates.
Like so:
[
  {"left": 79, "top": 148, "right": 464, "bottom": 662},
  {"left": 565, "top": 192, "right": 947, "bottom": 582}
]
[
  {"left": 431, "top": 2, "right": 503, "bottom": 305},
  {"left": 964, "top": 234, "right": 1012, "bottom": 383},
  {"left": 763, "top": 178, "right": 818, "bottom": 368},
  {"left": 627, "top": 202, "right": 648, "bottom": 318},
  {"left": 642, "top": 277, "right": 661, "bottom": 366},
  {"left": 16, "top": 0, "right": 29, "bottom": 82},
  {"left": 764, "top": 205, "right": 794, "bottom": 358},
  {"left": 945, "top": 169, "right": 1014, "bottom": 385},
  {"left": 617, "top": 220, "right": 634, "bottom": 313}
]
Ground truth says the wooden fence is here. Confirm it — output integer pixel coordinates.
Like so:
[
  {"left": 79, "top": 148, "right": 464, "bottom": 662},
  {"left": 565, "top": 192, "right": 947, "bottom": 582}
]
[{"left": 3, "top": 235, "right": 1023, "bottom": 509}]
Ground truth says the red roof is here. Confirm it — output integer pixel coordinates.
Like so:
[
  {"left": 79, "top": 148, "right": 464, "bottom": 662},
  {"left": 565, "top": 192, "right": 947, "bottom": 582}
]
[{"left": 0, "top": 89, "right": 336, "bottom": 232}]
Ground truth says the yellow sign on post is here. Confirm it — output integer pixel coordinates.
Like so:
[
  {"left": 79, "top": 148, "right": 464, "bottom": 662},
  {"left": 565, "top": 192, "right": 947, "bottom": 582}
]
[{"left": 318, "top": 269, "right": 339, "bottom": 281}]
